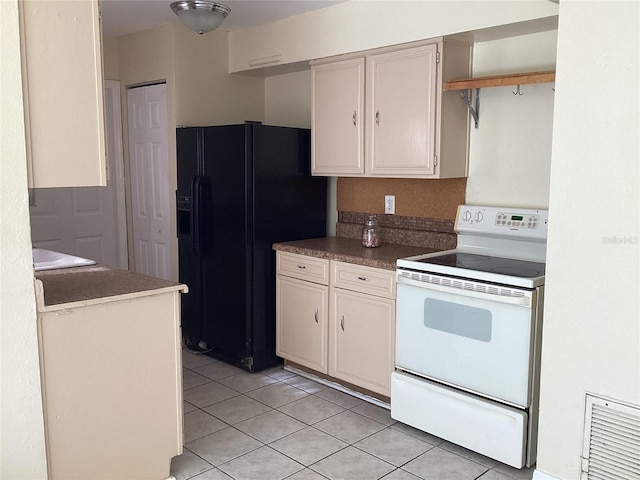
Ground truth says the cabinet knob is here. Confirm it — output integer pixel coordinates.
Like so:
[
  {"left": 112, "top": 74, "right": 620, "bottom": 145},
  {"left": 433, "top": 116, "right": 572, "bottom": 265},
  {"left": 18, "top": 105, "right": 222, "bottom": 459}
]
[
  {"left": 375, "top": 111, "right": 380, "bottom": 126},
  {"left": 340, "top": 315, "right": 345, "bottom": 331},
  {"left": 357, "top": 276, "right": 370, "bottom": 281},
  {"left": 314, "top": 309, "right": 319, "bottom": 323},
  {"left": 352, "top": 111, "right": 357, "bottom": 126},
  {"left": 296, "top": 264, "right": 306, "bottom": 269}
]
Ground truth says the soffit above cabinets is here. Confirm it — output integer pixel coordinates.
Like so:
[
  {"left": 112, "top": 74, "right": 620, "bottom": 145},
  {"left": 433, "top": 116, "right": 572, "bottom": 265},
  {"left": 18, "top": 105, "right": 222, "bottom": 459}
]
[{"left": 230, "top": 10, "right": 559, "bottom": 77}]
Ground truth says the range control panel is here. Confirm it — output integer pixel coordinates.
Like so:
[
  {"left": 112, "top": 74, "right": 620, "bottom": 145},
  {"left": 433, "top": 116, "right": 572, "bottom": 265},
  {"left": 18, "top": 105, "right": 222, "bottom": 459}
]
[
  {"left": 495, "top": 212, "right": 539, "bottom": 229},
  {"left": 455, "top": 205, "right": 549, "bottom": 241}
]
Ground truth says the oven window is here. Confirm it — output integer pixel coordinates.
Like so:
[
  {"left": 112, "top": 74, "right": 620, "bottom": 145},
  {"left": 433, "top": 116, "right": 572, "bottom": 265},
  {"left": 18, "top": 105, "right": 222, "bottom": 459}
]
[{"left": 424, "top": 299, "right": 492, "bottom": 342}]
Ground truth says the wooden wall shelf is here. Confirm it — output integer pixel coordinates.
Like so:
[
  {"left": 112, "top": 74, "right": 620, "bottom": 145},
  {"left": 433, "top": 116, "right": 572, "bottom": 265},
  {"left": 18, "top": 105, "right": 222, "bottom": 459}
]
[
  {"left": 443, "top": 71, "right": 556, "bottom": 91},
  {"left": 444, "top": 70, "right": 556, "bottom": 128}
]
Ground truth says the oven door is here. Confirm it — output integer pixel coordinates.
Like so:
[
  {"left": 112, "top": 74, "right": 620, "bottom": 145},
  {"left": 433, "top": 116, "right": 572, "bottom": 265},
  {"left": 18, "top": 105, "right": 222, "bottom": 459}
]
[{"left": 395, "top": 272, "right": 537, "bottom": 407}]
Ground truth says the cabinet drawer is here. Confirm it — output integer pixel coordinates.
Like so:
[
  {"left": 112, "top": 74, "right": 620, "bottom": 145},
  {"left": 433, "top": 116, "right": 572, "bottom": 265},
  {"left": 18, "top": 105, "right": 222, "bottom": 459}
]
[
  {"left": 332, "top": 261, "right": 396, "bottom": 299},
  {"left": 277, "top": 252, "right": 329, "bottom": 285}
]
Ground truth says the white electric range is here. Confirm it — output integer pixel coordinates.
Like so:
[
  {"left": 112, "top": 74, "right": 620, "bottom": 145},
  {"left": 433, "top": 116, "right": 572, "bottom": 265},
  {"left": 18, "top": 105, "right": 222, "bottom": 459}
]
[{"left": 392, "top": 204, "right": 549, "bottom": 469}]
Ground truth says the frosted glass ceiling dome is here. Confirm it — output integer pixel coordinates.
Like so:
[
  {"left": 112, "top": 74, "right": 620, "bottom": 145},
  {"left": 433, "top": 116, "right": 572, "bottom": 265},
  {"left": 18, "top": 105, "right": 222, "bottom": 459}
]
[{"left": 170, "top": 1, "right": 231, "bottom": 35}]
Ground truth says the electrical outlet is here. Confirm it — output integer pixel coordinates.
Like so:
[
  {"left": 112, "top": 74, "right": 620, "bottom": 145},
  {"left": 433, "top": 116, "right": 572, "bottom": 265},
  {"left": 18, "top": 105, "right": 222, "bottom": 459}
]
[{"left": 385, "top": 195, "right": 395, "bottom": 214}]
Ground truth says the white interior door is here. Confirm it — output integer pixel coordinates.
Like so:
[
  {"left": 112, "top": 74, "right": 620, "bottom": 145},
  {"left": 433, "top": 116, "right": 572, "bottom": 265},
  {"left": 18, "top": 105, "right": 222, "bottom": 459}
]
[
  {"left": 127, "top": 83, "right": 171, "bottom": 280},
  {"left": 29, "top": 81, "right": 127, "bottom": 268}
]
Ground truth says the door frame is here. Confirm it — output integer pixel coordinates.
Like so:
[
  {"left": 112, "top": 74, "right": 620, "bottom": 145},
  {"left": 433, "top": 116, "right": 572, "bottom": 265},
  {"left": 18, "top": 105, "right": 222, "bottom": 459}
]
[{"left": 105, "top": 80, "right": 128, "bottom": 269}]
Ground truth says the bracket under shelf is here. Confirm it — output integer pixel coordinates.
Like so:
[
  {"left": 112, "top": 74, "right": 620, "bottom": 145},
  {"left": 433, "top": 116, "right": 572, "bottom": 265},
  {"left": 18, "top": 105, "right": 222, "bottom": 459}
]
[{"left": 460, "top": 89, "right": 480, "bottom": 129}]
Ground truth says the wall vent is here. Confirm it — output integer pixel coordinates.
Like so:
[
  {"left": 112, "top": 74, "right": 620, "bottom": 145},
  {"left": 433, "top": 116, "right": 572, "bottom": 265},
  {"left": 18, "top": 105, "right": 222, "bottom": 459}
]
[{"left": 581, "top": 394, "right": 640, "bottom": 479}]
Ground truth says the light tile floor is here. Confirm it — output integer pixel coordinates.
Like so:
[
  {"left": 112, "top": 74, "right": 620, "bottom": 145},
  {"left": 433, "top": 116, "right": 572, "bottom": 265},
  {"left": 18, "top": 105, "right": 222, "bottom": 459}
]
[{"left": 172, "top": 349, "right": 536, "bottom": 480}]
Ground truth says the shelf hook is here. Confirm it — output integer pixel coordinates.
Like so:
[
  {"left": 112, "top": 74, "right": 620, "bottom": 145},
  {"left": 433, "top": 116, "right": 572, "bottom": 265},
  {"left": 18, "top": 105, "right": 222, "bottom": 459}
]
[{"left": 512, "top": 84, "right": 524, "bottom": 96}]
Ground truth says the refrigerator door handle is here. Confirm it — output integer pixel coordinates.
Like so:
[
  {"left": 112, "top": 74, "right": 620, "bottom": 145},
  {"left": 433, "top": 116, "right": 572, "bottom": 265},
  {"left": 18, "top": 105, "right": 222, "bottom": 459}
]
[{"left": 191, "top": 175, "right": 203, "bottom": 258}]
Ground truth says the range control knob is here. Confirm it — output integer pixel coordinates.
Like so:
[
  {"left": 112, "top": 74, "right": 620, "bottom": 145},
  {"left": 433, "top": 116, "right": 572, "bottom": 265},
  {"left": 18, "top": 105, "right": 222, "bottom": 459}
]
[
  {"left": 474, "top": 211, "right": 484, "bottom": 222},
  {"left": 462, "top": 210, "right": 472, "bottom": 222}
]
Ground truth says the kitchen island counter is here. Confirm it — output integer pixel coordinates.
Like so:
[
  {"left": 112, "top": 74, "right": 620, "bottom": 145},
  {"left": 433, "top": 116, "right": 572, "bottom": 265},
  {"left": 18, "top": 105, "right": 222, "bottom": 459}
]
[
  {"left": 35, "top": 265, "right": 186, "bottom": 310},
  {"left": 273, "top": 236, "right": 440, "bottom": 271},
  {"left": 34, "top": 265, "right": 186, "bottom": 480}
]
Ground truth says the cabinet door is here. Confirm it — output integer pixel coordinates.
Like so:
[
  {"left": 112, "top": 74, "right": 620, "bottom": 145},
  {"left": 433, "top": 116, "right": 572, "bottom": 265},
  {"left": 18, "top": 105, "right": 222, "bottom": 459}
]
[
  {"left": 20, "top": 0, "right": 107, "bottom": 187},
  {"left": 366, "top": 44, "right": 438, "bottom": 177},
  {"left": 329, "top": 287, "right": 395, "bottom": 396},
  {"left": 311, "top": 58, "right": 365, "bottom": 176},
  {"left": 276, "top": 276, "right": 329, "bottom": 373}
]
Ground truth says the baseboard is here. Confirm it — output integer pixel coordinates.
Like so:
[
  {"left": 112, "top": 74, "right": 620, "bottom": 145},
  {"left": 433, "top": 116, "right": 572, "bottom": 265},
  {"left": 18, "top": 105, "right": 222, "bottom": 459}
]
[
  {"left": 533, "top": 469, "right": 561, "bottom": 480},
  {"left": 283, "top": 364, "right": 390, "bottom": 410}
]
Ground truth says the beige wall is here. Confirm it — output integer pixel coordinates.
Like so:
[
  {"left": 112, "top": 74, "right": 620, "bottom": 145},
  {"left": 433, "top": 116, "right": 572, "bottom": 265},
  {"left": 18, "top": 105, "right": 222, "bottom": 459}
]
[
  {"left": 466, "top": 30, "right": 557, "bottom": 208},
  {"left": 265, "top": 70, "right": 311, "bottom": 128},
  {"left": 0, "top": 1, "right": 48, "bottom": 478},
  {"left": 536, "top": 1, "right": 640, "bottom": 478},
  {"left": 174, "top": 24, "right": 264, "bottom": 126},
  {"left": 103, "top": 35, "right": 120, "bottom": 80}
]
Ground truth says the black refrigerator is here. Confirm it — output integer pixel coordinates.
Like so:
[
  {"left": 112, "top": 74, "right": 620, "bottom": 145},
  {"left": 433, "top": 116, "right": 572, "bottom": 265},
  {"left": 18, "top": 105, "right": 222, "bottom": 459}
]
[{"left": 176, "top": 121, "right": 327, "bottom": 372}]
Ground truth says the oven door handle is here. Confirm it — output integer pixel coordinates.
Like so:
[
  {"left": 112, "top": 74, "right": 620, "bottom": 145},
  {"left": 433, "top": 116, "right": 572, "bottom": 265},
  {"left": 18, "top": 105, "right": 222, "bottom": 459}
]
[{"left": 397, "top": 275, "right": 534, "bottom": 307}]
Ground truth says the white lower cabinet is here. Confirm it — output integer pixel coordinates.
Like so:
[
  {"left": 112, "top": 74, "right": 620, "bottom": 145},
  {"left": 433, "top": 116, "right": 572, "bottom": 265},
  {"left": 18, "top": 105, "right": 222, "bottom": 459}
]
[
  {"left": 276, "top": 252, "right": 330, "bottom": 373},
  {"left": 330, "top": 261, "right": 396, "bottom": 396},
  {"left": 35, "top": 282, "right": 184, "bottom": 480},
  {"left": 276, "top": 252, "right": 396, "bottom": 397}
]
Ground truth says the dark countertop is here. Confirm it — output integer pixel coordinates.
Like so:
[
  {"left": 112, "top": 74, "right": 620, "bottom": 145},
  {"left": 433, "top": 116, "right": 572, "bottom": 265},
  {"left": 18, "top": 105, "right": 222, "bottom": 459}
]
[
  {"left": 35, "top": 265, "right": 186, "bottom": 308},
  {"left": 273, "top": 237, "right": 441, "bottom": 271}
]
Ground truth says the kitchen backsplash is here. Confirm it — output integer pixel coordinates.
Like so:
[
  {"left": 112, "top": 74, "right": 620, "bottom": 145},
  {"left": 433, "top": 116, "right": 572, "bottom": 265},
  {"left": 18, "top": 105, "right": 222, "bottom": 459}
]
[
  {"left": 337, "top": 177, "right": 466, "bottom": 219},
  {"left": 336, "top": 211, "right": 456, "bottom": 250}
]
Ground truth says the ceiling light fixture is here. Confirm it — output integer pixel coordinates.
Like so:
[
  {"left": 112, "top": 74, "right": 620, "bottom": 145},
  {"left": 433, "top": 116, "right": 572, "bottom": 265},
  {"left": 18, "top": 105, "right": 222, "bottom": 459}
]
[{"left": 170, "top": 0, "right": 230, "bottom": 35}]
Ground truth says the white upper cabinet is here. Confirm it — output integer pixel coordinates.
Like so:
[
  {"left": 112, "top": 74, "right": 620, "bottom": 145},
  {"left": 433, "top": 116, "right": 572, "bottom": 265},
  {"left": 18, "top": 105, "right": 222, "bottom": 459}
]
[
  {"left": 311, "top": 38, "right": 471, "bottom": 178},
  {"left": 20, "top": 0, "right": 107, "bottom": 188},
  {"left": 366, "top": 44, "right": 438, "bottom": 176},
  {"left": 311, "top": 58, "right": 365, "bottom": 175}
]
